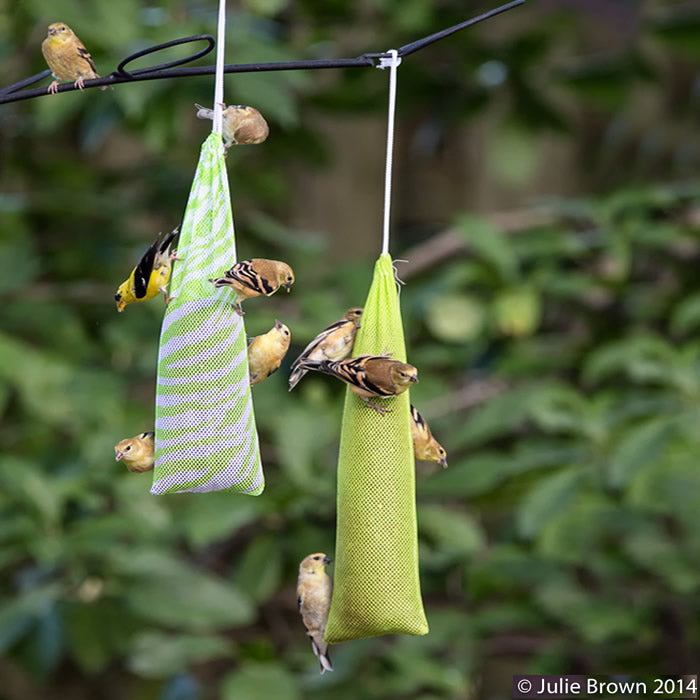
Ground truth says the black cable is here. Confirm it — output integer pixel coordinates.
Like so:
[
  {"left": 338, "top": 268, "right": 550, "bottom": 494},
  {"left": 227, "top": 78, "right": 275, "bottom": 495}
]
[{"left": 0, "top": 0, "right": 524, "bottom": 105}]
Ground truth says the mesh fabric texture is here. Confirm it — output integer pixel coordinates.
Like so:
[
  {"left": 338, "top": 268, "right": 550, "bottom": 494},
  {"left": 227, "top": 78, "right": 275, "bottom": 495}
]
[
  {"left": 152, "top": 133, "right": 264, "bottom": 495},
  {"left": 325, "top": 253, "right": 429, "bottom": 642}
]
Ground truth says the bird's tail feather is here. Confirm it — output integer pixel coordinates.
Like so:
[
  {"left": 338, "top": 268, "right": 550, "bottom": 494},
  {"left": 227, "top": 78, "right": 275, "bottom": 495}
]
[
  {"left": 311, "top": 639, "right": 333, "bottom": 674},
  {"left": 288, "top": 366, "right": 307, "bottom": 391}
]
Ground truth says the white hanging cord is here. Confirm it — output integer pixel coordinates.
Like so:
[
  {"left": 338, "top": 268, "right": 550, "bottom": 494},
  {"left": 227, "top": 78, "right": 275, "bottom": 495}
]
[
  {"left": 377, "top": 49, "right": 401, "bottom": 257},
  {"left": 212, "top": 0, "right": 227, "bottom": 136}
]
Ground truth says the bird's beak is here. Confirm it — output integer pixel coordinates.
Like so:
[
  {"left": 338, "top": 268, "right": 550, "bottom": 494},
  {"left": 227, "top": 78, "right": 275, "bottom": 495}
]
[
  {"left": 323, "top": 556, "right": 332, "bottom": 565},
  {"left": 116, "top": 300, "right": 125, "bottom": 312},
  {"left": 48, "top": 27, "right": 57, "bottom": 36},
  {"left": 284, "top": 284, "right": 292, "bottom": 292},
  {"left": 410, "top": 375, "right": 419, "bottom": 383},
  {"left": 439, "top": 457, "right": 448, "bottom": 469},
  {"left": 274, "top": 319, "right": 283, "bottom": 330},
  {"left": 115, "top": 451, "right": 123, "bottom": 461}
]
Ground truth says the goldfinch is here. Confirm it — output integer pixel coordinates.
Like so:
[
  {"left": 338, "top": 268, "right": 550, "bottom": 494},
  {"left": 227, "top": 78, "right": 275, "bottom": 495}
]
[
  {"left": 114, "top": 432, "right": 155, "bottom": 473},
  {"left": 411, "top": 405, "right": 448, "bottom": 468},
  {"left": 194, "top": 103, "right": 269, "bottom": 151},
  {"left": 297, "top": 553, "right": 333, "bottom": 675},
  {"left": 288, "top": 307, "right": 363, "bottom": 391},
  {"left": 247, "top": 319, "right": 291, "bottom": 386},
  {"left": 209, "top": 258, "right": 295, "bottom": 315},
  {"left": 298, "top": 353, "right": 418, "bottom": 414},
  {"left": 115, "top": 228, "right": 180, "bottom": 312},
  {"left": 41, "top": 23, "right": 105, "bottom": 94}
]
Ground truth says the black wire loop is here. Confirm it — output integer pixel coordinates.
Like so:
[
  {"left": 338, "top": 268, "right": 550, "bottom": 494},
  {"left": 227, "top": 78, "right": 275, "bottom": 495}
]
[
  {"left": 0, "top": 0, "right": 525, "bottom": 105},
  {"left": 116, "top": 34, "right": 215, "bottom": 79}
]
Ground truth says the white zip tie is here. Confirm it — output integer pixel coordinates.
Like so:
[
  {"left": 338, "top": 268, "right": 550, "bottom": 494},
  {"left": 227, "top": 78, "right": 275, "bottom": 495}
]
[{"left": 377, "top": 50, "right": 401, "bottom": 257}]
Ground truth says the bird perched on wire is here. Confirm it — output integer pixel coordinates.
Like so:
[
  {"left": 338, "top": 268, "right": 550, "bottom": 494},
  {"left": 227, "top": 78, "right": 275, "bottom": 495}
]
[
  {"left": 115, "top": 228, "right": 181, "bottom": 312},
  {"left": 41, "top": 23, "right": 106, "bottom": 94},
  {"left": 114, "top": 432, "right": 155, "bottom": 473},
  {"left": 209, "top": 258, "right": 295, "bottom": 315},
  {"left": 411, "top": 405, "right": 448, "bottom": 468},
  {"left": 297, "top": 553, "right": 333, "bottom": 675},
  {"left": 298, "top": 353, "right": 418, "bottom": 414},
  {"left": 194, "top": 103, "right": 269, "bottom": 152},
  {"left": 247, "top": 319, "right": 291, "bottom": 386},
  {"left": 288, "top": 307, "right": 363, "bottom": 391}
]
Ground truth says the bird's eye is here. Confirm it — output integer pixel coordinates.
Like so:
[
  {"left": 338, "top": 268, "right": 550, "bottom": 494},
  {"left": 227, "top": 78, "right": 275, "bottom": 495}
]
[
  {"left": 439, "top": 448, "right": 446, "bottom": 456},
  {"left": 114, "top": 293, "right": 121, "bottom": 301},
  {"left": 313, "top": 555, "right": 321, "bottom": 560},
  {"left": 124, "top": 445, "right": 131, "bottom": 451},
  {"left": 287, "top": 276, "right": 293, "bottom": 282}
]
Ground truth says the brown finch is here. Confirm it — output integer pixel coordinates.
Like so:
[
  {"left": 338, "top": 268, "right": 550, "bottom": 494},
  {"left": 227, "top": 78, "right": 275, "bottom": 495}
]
[
  {"left": 41, "top": 23, "right": 106, "bottom": 94},
  {"left": 114, "top": 432, "right": 155, "bottom": 473},
  {"left": 209, "top": 258, "right": 295, "bottom": 315},
  {"left": 247, "top": 320, "right": 291, "bottom": 386},
  {"left": 297, "top": 353, "right": 418, "bottom": 414},
  {"left": 194, "top": 103, "right": 269, "bottom": 152},
  {"left": 288, "top": 307, "right": 362, "bottom": 391},
  {"left": 411, "top": 405, "right": 448, "bottom": 468},
  {"left": 297, "top": 553, "right": 333, "bottom": 675}
]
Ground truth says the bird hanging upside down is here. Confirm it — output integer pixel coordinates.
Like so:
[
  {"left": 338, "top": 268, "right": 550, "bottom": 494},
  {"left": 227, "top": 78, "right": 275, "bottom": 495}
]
[
  {"left": 114, "top": 228, "right": 181, "bottom": 312},
  {"left": 297, "top": 553, "right": 334, "bottom": 675},
  {"left": 194, "top": 103, "right": 269, "bottom": 152}
]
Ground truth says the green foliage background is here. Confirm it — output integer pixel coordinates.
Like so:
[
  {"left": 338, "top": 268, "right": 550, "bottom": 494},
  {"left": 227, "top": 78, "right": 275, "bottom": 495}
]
[{"left": 1, "top": 0, "right": 699, "bottom": 698}]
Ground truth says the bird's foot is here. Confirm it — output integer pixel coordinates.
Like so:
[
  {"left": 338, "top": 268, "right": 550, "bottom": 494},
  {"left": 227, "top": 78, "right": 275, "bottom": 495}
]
[
  {"left": 74, "top": 76, "right": 85, "bottom": 91},
  {"left": 364, "top": 398, "right": 392, "bottom": 415},
  {"left": 170, "top": 250, "right": 183, "bottom": 262},
  {"left": 47, "top": 80, "right": 60, "bottom": 95}
]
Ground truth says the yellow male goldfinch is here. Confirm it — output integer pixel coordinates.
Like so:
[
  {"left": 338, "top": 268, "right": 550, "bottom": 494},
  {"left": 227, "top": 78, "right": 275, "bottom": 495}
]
[
  {"left": 194, "top": 103, "right": 269, "bottom": 152},
  {"left": 41, "top": 23, "right": 105, "bottom": 94},
  {"left": 297, "top": 553, "right": 333, "bottom": 675},
  {"left": 298, "top": 353, "right": 418, "bottom": 414},
  {"left": 115, "top": 228, "right": 180, "bottom": 312},
  {"left": 114, "top": 432, "right": 155, "bottom": 473},
  {"left": 288, "top": 307, "right": 363, "bottom": 391},
  {"left": 247, "top": 319, "right": 291, "bottom": 386},
  {"left": 411, "top": 405, "right": 448, "bottom": 468},
  {"left": 209, "top": 258, "right": 295, "bottom": 315}
]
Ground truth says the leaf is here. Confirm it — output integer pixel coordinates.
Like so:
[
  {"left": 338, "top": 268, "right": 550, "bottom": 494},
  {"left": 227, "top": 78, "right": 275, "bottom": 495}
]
[
  {"left": 232, "top": 534, "right": 283, "bottom": 603},
  {"left": 418, "top": 504, "right": 485, "bottom": 558},
  {"left": 113, "top": 550, "right": 255, "bottom": 632},
  {"left": 425, "top": 292, "right": 485, "bottom": 344},
  {"left": 128, "top": 631, "right": 234, "bottom": 678},
  {"left": 454, "top": 214, "right": 519, "bottom": 283},
  {"left": 516, "top": 467, "right": 585, "bottom": 539},
  {"left": 0, "top": 584, "right": 62, "bottom": 653},
  {"left": 606, "top": 418, "right": 676, "bottom": 489},
  {"left": 670, "top": 293, "right": 700, "bottom": 336},
  {"left": 221, "top": 662, "right": 301, "bottom": 700}
]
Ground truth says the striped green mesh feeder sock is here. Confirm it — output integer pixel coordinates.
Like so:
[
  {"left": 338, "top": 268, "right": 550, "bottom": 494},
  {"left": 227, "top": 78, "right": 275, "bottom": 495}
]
[{"left": 151, "top": 132, "right": 264, "bottom": 495}]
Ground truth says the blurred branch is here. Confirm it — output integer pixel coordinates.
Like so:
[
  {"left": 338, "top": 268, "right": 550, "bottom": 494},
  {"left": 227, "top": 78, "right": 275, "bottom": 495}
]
[{"left": 399, "top": 208, "right": 555, "bottom": 280}]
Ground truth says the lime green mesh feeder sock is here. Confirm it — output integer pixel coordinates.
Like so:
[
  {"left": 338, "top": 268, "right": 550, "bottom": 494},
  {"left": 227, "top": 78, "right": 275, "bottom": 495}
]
[
  {"left": 151, "top": 133, "right": 264, "bottom": 495},
  {"left": 325, "top": 253, "right": 429, "bottom": 641}
]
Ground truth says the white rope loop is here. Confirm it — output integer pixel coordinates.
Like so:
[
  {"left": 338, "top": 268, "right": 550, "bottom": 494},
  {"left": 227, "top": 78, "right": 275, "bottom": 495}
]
[
  {"left": 377, "top": 49, "right": 401, "bottom": 257},
  {"left": 212, "top": 0, "right": 227, "bottom": 136}
]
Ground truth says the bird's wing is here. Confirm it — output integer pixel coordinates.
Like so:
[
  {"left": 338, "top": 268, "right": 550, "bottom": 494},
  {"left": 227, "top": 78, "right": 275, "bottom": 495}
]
[
  {"left": 76, "top": 43, "right": 98, "bottom": 74},
  {"left": 225, "top": 260, "right": 276, "bottom": 294},
  {"left": 290, "top": 319, "right": 350, "bottom": 370},
  {"left": 132, "top": 237, "right": 161, "bottom": 299}
]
